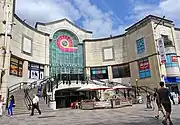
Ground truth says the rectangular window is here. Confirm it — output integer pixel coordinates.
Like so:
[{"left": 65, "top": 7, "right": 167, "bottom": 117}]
[
  {"left": 161, "top": 35, "right": 173, "bottom": 47},
  {"left": 90, "top": 67, "right": 108, "bottom": 80},
  {"left": 102, "top": 46, "right": 115, "bottom": 61},
  {"left": 22, "top": 35, "right": 32, "bottom": 55},
  {"left": 138, "top": 58, "right": 151, "bottom": 79},
  {"left": 112, "top": 64, "right": 131, "bottom": 78},
  {"left": 136, "top": 38, "right": 145, "bottom": 54},
  {"left": 165, "top": 54, "right": 178, "bottom": 67}
]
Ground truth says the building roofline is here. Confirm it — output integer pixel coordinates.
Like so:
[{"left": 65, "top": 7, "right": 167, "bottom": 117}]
[
  {"left": 83, "top": 34, "right": 125, "bottom": 42},
  {"left": 125, "top": 15, "right": 173, "bottom": 32},
  {"left": 175, "top": 27, "right": 180, "bottom": 31},
  {"left": 35, "top": 18, "right": 93, "bottom": 34},
  {"left": 13, "top": 14, "right": 50, "bottom": 36}
]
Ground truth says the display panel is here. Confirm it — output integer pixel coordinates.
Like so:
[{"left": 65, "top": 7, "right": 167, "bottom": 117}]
[
  {"left": 28, "top": 62, "right": 44, "bottom": 79},
  {"left": 165, "top": 54, "right": 179, "bottom": 67},
  {"left": 138, "top": 58, "right": 151, "bottom": 79},
  {"left": 136, "top": 38, "right": 145, "bottom": 54},
  {"left": 90, "top": 67, "right": 108, "bottom": 80}
]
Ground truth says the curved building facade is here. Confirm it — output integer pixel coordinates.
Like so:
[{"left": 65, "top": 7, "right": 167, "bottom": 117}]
[{"left": 1, "top": 0, "right": 180, "bottom": 103}]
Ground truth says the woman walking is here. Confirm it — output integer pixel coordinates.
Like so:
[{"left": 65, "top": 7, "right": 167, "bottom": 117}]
[{"left": 8, "top": 95, "right": 15, "bottom": 116}]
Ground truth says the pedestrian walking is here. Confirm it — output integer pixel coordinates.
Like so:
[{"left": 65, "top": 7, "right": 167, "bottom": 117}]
[
  {"left": 146, "top": 93, "right": 152, "bottom": 109},
  {"left": 157, "top": 82, "right": 173, "bottom": 125},
  {"left": 8, "top": 95, "right": 15, "bottom": 116},
  {"left": 153, "top": 89, "right": 165, "bottom": 119},
  {"left": 0, "top": 95, "right": 4, "bottom": 117},
  {"left": 30, "top": 94, "right": 41, "bottom": 116}
]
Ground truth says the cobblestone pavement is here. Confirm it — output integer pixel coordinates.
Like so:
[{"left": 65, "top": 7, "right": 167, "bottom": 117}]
[{"left": 0, "top": 104, "right": 180, "bottom": 125}]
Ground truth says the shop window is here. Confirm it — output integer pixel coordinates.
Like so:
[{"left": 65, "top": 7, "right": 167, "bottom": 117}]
[
  {"left": 112, "top": 64, "right": 131, "bottom": 78},
  {"left": 10, "top": 56, "right": 23, "bottom": 77},
  {"left": 165, "top": 54, "right": 178, "bottom": 68},
  {"left": 138, "top": 58, "right": 151, "bottom": 79},
  {"left": 136, "top": 38, "right": 145, "bottom": 54},
  {"left": 161, "top": 35, "right": 173, "bottom": 47},
  {"left": 90, "top": 67, "right": 108, "bottom": 80},
  {"left": 28, "top": 62, "right": 44, "bottom": 79}
]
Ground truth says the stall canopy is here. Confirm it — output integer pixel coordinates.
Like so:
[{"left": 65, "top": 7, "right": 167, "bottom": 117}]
[
  {"left": 112, "top": 85, "right": 131, "bottom": 90},
  {"left": 77, "top": 84, "right": 110, "bottom": 91}
]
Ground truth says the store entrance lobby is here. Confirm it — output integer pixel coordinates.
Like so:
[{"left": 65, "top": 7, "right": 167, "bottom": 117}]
[{"left": 55, "top": 88, "right": 93, "bottom": 108}]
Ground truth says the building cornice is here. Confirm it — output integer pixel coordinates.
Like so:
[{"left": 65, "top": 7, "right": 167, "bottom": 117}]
[
  {"left": 125, "top": 15, "right": 173, "bottom": 32},
  {"left": 13, "top": 14, "right": 50, "bottom": 36},
  {"left": 83, "top": 34, "right": 125, "bottom": 42},
  {"left": 35, "top": 18, "right": 93, "bottom": 34}
]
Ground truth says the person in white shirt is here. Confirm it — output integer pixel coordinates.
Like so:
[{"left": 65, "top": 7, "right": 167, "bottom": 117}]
[{"left": 30, "top": 94, "right": 41, "bottom": 116}]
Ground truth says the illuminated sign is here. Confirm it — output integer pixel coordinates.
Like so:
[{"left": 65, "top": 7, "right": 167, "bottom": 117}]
[{"left": 56, "top": 35, "right": 77, "bottom": 52}]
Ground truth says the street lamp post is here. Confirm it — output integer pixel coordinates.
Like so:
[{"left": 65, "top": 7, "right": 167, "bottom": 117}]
[
  {"left": 50, "top": 77, "right": 54, "bottom": 101},
  {"left": 135, "top": 78, "right": 138, "bottom": 98}
]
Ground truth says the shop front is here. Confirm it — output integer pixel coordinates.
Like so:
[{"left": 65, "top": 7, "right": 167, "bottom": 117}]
[{"left": 164, "top": 77, "right": 180, "bottom": 94}]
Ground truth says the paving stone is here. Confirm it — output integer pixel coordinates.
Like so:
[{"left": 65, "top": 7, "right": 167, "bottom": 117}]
[{"left": 0, "top": 104, "right": 180, "bottom": 125}]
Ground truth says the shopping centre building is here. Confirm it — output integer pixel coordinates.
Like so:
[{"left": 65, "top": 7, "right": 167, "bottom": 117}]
[{"left": 1, "top": 0, "right": 180, "bottom": 102}]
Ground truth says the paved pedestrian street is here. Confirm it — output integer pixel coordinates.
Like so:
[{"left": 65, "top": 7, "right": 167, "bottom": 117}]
[{"left": 0, "top": 104, "right": 180, "bottom": 125}]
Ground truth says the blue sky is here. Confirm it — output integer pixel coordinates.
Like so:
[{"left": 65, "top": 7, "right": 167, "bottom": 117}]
[{"left": 15, "top": 0, "right": 180, "bottom": 38}]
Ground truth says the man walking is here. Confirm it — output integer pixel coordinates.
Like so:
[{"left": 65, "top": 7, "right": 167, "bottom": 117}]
[
  {"left": 30, "top": 94, "right": 41, "bottom": 116},
  {"left": 154, "top": 89, "right": 165, "bottom": 119},
  {"left": 157, "top": 82, "right": 173, "bottom": 125}
]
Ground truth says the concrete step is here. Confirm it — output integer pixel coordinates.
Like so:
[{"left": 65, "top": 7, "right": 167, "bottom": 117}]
[{"left": 10, "top": 87, "right": 52, "bottom": 115}]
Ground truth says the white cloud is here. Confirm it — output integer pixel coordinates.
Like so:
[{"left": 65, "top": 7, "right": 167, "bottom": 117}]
[
  {"left": 15, "top": 0, "right": 125, "bottom": 38},
  {"left": 128, "top": 0, "right": 180, "bottom": 26},
  {"left": 15, "top": 0, "right": 81, "bottom": 25}
]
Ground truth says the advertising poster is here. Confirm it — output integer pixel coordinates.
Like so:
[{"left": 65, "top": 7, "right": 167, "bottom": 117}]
[
  {"left": 171, "top": 56, "right": 178, "bottom": 62},
  {"left": 157, "top": 38, "right": 166, "bottom": 64},
  {"left": 10, "top": 63, "right": 18, "bottom": 76},
  {"left": 138, "top": 58, "right": 151, "bottom": 78},
  {"left": 139, "top": 60, "right": 150, "bottom": 71},
  {"left": 28, "top": 62, "right": 44, "bottom": 79},
  {"left": 31, "top": 70, "right": 39, "bottom": 79}
]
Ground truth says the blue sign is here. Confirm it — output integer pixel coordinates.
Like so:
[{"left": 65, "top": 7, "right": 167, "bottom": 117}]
[{"left": 164, "top": 77, "right": 180, "bottom": 83}]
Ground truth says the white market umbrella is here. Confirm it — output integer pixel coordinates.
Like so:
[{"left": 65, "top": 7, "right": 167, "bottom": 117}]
[
  {"left": 90, "top": 86, "right": 110, "bottom": 90},
  {"left": 113, "top": 85, "right": 131, "bottom": 90},
  {"left": 77, "top": 84, "right": 100, "bottom": 91}
]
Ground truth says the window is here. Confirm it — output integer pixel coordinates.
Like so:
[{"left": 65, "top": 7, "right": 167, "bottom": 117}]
[
  {"left": 136, "top": 38, "right": 145, "bottom": 54},
  {"left": 138, "top": 58, "right": 151, "bottom": 79},
  {"left": 112, "top": 64, "right": 131, "bottom": 78},
  {"left": 22, "top": 35, "right": 32, "bottom": 55},
  {"left": 165, "top": 54, "right": 178, "bottom": 67},
  {"left": 10, "top": 56, "right": 23, "bottom": 77},
  {"left": 28, "top": 62, "right": 44, "bottom": 79},
  {"left": 102, "top": 46, "right": 115, "bottom": 61},
  {"left": 161, "top": 35, "right": 173, "bottom": 47},
  {"left": 90, "top": 67, "right": 108, "bottom": 80}
]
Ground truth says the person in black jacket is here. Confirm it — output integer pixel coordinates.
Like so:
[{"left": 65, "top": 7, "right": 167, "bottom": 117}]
[
  {"left": 153, "top": 89, "right": 165, "bottom": 119},
  {"left": 157, "top": 82, "right": 173, "bottom": 125}
]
